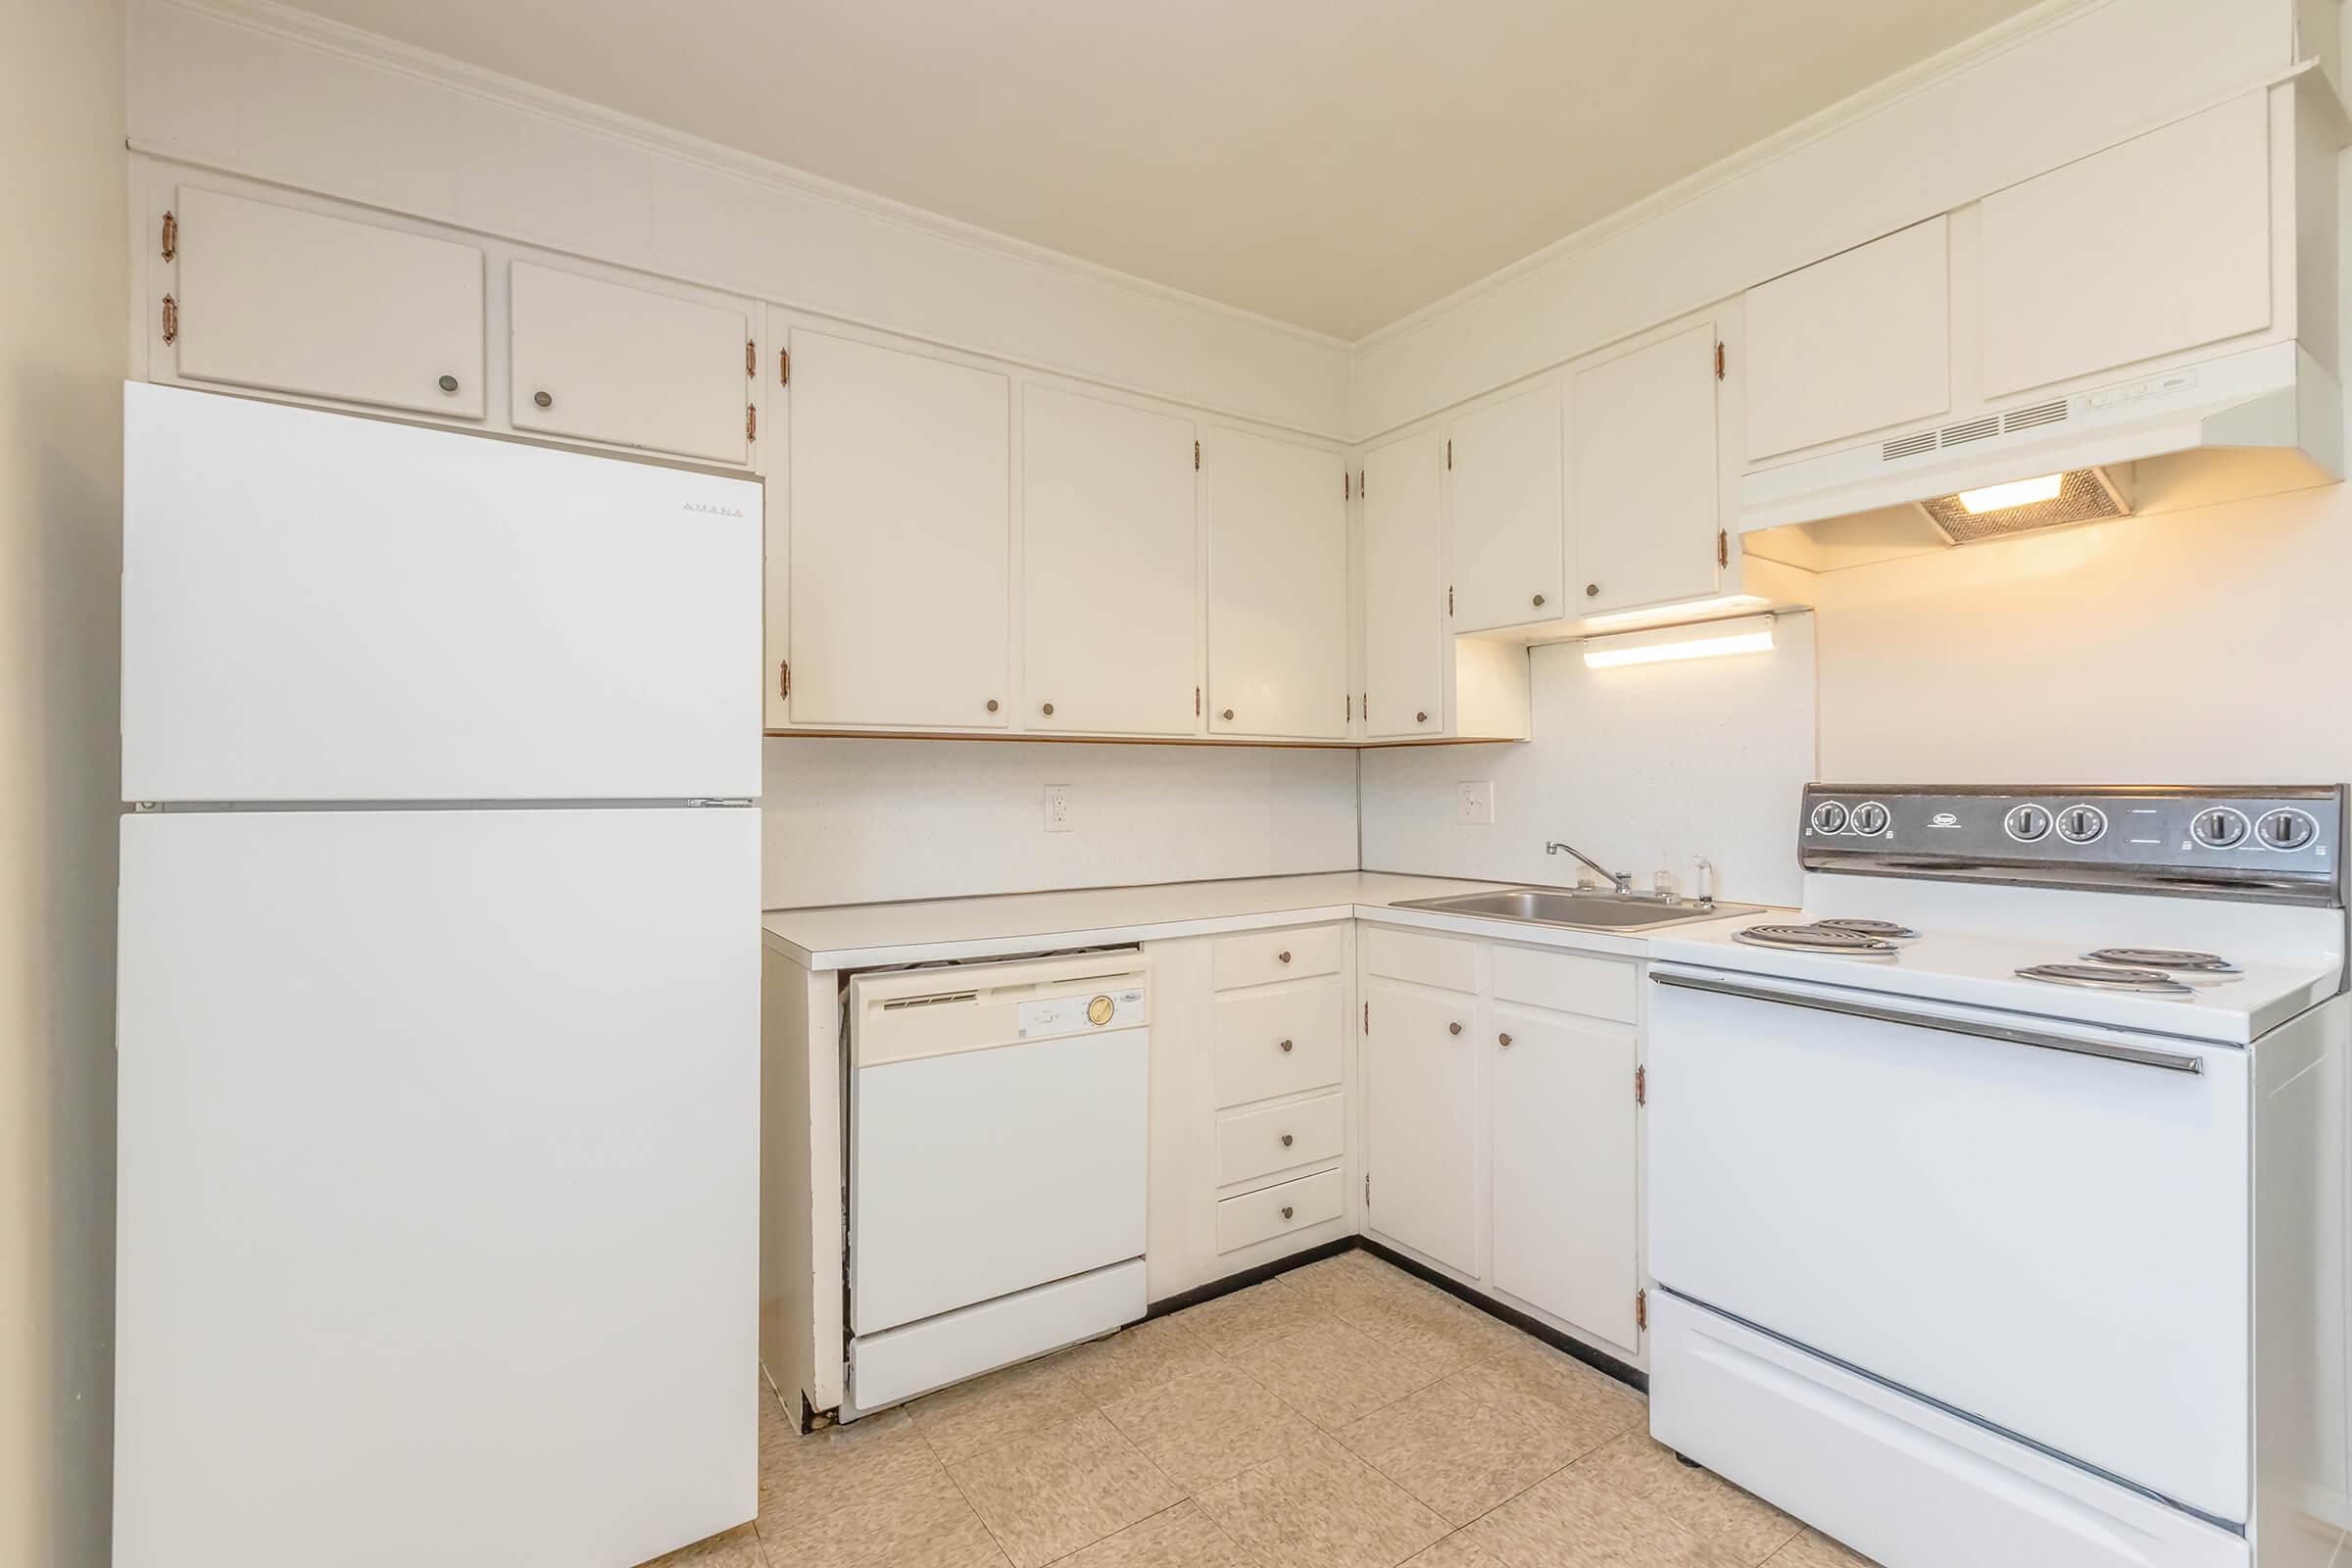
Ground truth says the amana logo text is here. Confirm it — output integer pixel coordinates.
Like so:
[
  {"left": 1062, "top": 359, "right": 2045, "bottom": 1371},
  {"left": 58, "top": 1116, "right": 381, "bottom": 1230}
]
[{"left": 683, "top": 502, "right": 744, "bottom": 518}]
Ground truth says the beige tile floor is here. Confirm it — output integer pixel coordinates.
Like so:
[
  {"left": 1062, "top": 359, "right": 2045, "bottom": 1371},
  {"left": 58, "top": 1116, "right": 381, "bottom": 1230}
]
[{"left": 645, "top": 1250, "right": 1883, "bottom": 1568}]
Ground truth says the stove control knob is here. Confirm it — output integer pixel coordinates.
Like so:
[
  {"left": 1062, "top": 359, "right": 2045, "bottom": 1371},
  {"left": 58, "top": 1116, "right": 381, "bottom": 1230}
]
[
  {"left": 2257, "top": 808, "right": 2318, "bottom": 852},
  {"left": 2056, "top": 805, "right": 2107, "bottom": 844},
  {"left": 2004, "top": 804, "right": 2052, "bottom": 843},
  {"left": 2190, "top": 808, "right": 2249, "bottom": 849},
  {"left": 1810, "top": 800, "right": 1850, "bottom": 835},
  {"left": 1850, "top": 801, "right": 1890, "bottom": 836}
]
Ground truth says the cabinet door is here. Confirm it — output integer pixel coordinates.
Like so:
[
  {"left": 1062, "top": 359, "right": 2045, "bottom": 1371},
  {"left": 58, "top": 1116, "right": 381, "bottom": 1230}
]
[
  {"left": 510, "top": 263, "right": 751, "bottom": 465},
  {"left": 1744, "top": 218, "right": 1948, "bottom": 461},
  {"left": 1571, "top": 322, "right": 1720, "bottom": 614},
  {"left": 1022, "top": 386, "right": 1198, "bottom": 735},
  {"left": 172, "top": 186, "right": 484, "bottom": 418},
  {"left": 1362, "top": 980, "right": 1479, "bottom": 1275},
  {"left": 1205, "top": 428, "right": 1348, "bottom": 739},
  {"left": 787, "top": 330, "right": 1010, "bottom": 728},
  {"left": 1492, "top": 1003, "right": 1639, "bottom": 1347},
  {"left": 1447, "top": 383, "right": 1563, "bottom": 633},
  {"left": 1359, "top": 430, "right": 1445, "bottom": 738},
  {"left": 1981, "top": 94, "right": 2271, "bottom": 399}
]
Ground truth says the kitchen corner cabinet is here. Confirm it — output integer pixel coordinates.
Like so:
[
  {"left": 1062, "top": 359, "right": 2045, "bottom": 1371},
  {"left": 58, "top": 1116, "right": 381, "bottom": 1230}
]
[
  {"left": 1446, "top": 382, "right": 1564, "bottom": 634},
  {"left": 1021, "top": 386, "right": 1199, "bottom": 736},
  {"left": 509, "top": 263, "right": 753, "bottom": 466},
  {"left": 1359, "top": 924, "right": 1645, "bottom": 1359},
  {"left": 785, "top": 329, "right": 1012, "bottom": 729},
  {"left": 1357, "top": 429, "right": 1446, "bottom": 739},
  {"left": 1205, "top": 428, "right": 1349, "bottom": 740},
  {"left": 167, "top": 186, "right": 487, "bottom": 420},
  {"left": 1569, "top": 319, "right": 1722, "bottom": 614}
]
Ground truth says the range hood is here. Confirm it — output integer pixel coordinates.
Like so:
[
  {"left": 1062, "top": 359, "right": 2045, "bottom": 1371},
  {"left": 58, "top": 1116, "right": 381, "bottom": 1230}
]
[{"left": 1738, "top": 341, "right": 2345, "bottom": 571}]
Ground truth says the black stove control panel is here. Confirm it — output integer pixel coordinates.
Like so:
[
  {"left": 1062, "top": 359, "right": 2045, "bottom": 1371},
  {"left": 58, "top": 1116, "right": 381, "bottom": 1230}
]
[{"left": 1797, "top": 784, "right": 2345, "bottom": 906}]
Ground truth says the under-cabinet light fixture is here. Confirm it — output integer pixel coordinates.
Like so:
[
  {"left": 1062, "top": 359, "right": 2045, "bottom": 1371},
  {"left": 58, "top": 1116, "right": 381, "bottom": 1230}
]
[{"left": 1583, "top": 614, "right": 1776, "bottom": 669}]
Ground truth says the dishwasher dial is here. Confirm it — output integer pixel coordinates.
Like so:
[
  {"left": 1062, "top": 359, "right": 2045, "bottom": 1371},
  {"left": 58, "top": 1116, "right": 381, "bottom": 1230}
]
[
  {"left": 1809, "top": 800, "right": 1850, "bottom": 835},
  {"left": 2004, "top": 804, "right": 2052, "bottom": 843},
  {"left": 2190, "top": 807, "right": 2250, "bottom": 849},
  {"left": 2257, "top": 808, "right": 2319, "bottom": 852},
  {"left": 2055, "top": 805, "right": 2107, "bottom": 844},
  {"left": 1850, "top": 801, "right": 1890, "bottom": 836}
]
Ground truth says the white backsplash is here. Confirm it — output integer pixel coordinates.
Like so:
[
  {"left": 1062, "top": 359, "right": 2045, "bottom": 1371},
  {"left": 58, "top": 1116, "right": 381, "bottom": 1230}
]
[
  {"left": 1357, "top": 614, "right": 1820, "bottom": 908},
  {"left": 761, "top": 737, "right": 1359, "bottom": 908}
]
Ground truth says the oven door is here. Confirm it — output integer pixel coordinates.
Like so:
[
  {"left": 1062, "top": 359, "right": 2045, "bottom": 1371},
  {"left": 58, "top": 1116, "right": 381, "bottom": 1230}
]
[{"left": 1646, "top": 963, "right": 2250, "bottom": 1523}]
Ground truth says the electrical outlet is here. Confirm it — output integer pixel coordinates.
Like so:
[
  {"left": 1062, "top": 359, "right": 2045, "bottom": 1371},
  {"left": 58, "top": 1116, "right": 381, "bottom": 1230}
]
[
  {"left": 1044, "top": 784, "right": 1074, "bottom": 832},
  {"left": 1456, "top": 780, "right": 1495, "bottom": 825}
]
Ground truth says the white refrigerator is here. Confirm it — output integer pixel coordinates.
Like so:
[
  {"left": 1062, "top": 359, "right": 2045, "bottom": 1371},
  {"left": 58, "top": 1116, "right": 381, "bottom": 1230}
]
[{"left": 113, "top": 384, "right": 762, "bottom": 1568}]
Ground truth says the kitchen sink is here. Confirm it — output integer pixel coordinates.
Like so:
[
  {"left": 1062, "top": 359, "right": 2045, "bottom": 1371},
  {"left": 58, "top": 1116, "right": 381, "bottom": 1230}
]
[{"left": 1388, "top": 887, "right": 1762, "bottom": 932}]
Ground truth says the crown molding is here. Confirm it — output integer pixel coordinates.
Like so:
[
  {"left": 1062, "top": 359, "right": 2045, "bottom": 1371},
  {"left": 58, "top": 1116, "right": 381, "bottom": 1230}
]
[
  {"left": 1349, "top": 0, "right": 2112, "bottom": 354},
  {"left": 154, "top": 0, "right": 1353, "bottom": 358}
]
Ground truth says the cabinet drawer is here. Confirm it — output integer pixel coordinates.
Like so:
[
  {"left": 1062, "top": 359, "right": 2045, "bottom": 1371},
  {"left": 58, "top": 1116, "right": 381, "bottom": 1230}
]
[
  {"left": 1213, "top": 982, "right": 1343, "bottom": 1109},
  {"left": 1215, "top": 1167, "right": 1345, "bottom": 1255},
  {"left": 1491, "top": 944, "right": 1636, "bottom": 1023},
  {"left": 1360, "top": 923, "right": 1478, "bottom": 993},
  {"left": 1212, "top": 924, "right": 1342, "bottom": 991},
  {"left": 1217, "top": 1092, "right": 1346, "bottom": 1189}
]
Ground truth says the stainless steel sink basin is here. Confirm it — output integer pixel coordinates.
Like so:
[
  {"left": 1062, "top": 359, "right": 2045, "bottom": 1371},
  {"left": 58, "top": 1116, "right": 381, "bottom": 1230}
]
[{"left": 1389, "top": 888, "right": 1762, "bottom": 933}]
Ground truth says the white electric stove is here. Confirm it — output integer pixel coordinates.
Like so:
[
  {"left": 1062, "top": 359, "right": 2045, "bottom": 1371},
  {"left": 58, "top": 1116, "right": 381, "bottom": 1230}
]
[{"left": 1644, "top": 785, "right": 2350, "bottom": 1568}]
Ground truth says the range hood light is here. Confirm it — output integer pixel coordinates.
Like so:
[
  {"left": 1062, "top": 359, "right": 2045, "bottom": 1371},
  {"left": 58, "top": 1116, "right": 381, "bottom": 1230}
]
[
  {"left": 1956, "top": 473, "right": 2064, "bottom": 514},
  {"left": 1583, "top": 614, "right": 1775, "bottom": 669}
]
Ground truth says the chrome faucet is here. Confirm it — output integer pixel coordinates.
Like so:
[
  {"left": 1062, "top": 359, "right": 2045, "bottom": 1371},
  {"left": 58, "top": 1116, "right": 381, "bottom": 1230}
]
[{"left": 1545, "top": 839, "right": 1633, "bottom": 895}]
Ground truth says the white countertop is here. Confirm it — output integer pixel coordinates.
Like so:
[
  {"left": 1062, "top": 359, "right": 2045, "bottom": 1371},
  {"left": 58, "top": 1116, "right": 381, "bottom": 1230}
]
[{"left": 760, "top": 871, "right": 1781, "bottom": 970}]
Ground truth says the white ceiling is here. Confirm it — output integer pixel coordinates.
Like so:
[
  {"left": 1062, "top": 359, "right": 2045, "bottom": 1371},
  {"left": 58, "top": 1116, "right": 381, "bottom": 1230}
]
[{"left": 278, "top": 0, "right": 2047, "bottom": 340}]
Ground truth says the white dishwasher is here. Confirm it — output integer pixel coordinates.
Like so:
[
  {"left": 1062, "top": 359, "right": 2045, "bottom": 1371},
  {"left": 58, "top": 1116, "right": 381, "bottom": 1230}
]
[{"left": 846, "top": 953, "right": 1149, "bottom": 1413}]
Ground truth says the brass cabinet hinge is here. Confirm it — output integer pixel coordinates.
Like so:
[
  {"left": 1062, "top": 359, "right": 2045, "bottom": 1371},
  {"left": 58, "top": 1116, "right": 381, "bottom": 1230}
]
[
  {"left": 1636, "top": 1289, "right": 1648, "bottom": 1331},
  {"left": 1195, "top": 686, "right": 1201, "bottom": 717},
  {"left": 1446, "top": 437, "right": 1452, "bottom": 470},
  {"left": 160, "top": 210, "right": 177, "bottom": 262},
  {"left": 746, "top": 339, "right": 757, "bottom": 377},
  {"left": 1359, "top": 469, "right": 1365, "bottom": 498},
  {"left": 1363, "top": 1172, "right": 1371, "bottom": 1205},
  {"left": 779, "top": 660, "right": 791, "bottom": 700},
  {"left": 1346, "top": 694, "right": 1351, "bottom": 722},
  {"left": 160, "top": 293, "right": 177, "bottom": 345},
  {"left": 1344, "top": 470, "right": 1350, "bottom": 501},
  {"left": 1714, "top": 341, "right": 1727, "bottom": 381},
  {"left": 779, "top": 347, "right": 791, "bottom": 385},
  {"left": 1635, "top": 1064, "right": 1646, "bottom": 1105},
  {"left": 747, "top": 404, "right": 758, "bottom": 441},
  {"left": 1194, "top": 439, "right": 1200, "bottom": 470},
  {"left": 1716, "top": 529, "right": 1728, "bottom": 569},
  {"left": 1447, "top": 584, "right": 1454, "bottom": 615},
  {"left": 1362, "top": 1001, "right": 1369, "bottom": 1034}
]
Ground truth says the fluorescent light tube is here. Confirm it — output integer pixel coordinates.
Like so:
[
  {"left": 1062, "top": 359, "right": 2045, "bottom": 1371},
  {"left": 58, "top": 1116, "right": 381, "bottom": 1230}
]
[
  {"left": 1583, "top": 614, "right": 1776, "bottom": 669},
  {"left": 1955, "top": 473, "right": 2064, "bottom": 514}
]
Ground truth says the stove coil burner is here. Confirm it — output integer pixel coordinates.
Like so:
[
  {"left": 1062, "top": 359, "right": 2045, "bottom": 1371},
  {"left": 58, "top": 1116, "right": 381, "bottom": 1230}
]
[
  {"left": 2082, "top": 948, "right": 2241, "bottom": 975},
  {"left": 1812, "top": 918, "right": 1921, "bottom": 941},
  {"left": 1734, "top": 922, "right": 1900, "bottom": 956},
  {"left": 2016, "top": 962, "right": 2192, "bottom": 995}
]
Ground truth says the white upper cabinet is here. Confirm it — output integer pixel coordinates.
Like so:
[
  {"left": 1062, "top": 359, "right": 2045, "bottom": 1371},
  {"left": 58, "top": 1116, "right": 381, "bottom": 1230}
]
[
  {"left": 1447, "top": 382, "right": 1565, "bottom": 633},
  {"left": 1570, "top": 320, "right": 1721, "bottom": 615},
  {"left": 1744, "top": 217, "right": 1949, "bottom": 462},
  {"left": 786, "top": 329, "right": 1011, "bottom": 729},
  {"left": 509, "top": 263, "right": 752, "bottom": 465},
  {"left": 1980, "top": 94, "right": 2272, "bottom": 399},
  {"left": 171, "top": 186, "right": 485, "bottom": 419},
  {"left": 1205, "top": 428, "right": 1348, "bottom": 740},
  {"left": 1021, "top": 386, "right": 1199, "bottom": 736},
  {"left": 1358, "top": 430, "right": 1446, "bottom": 739}
]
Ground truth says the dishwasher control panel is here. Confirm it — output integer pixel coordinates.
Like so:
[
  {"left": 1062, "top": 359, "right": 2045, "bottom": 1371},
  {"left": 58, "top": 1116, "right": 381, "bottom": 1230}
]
[{"left": 1019, "top": 986, "right": 1145, "bottom": 1038}]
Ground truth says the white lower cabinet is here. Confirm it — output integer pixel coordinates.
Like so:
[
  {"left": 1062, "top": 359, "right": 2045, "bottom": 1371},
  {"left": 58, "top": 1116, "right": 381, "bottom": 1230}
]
[{"left": 1360, "top": 924, "right": 1645, "bottom": 1360}]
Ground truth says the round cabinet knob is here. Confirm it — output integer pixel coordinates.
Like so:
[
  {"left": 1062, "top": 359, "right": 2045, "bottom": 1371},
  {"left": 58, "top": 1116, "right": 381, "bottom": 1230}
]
[
  {"left": 1498, "top": 1032, "right": 1513, "bottom": 1048},
  {"left": 1277, "top": 951, "right": 1292, "bottom": 963},
  {"left": 1221, "top": 708, "right": 1235, "bottom": 721},
  {"left": 1280, "top": 1205, "right": 1296, "bottom": 1220},
  {"left": 985, "top": 699, "right": 1000, "bottom": 712},
  {"left": 1280, "top": 1133, "right": 1295, "bottom": 1147},
  {"left": 1532, "top": 593, "right": 1546, "bottom": 608},
  {"left": 532, "top": 390, "right": 553, "bottom": 409},
  {"left": 1278, "top": 1039, "right": 1294, "bottom": 1053},
  {"left": 1415, "top": 710, "right": 1429, "bottom": 723},
  {"left": 437, "top": 374, "right": 460, "bottom": 394},
  {"left": 1041, "top": 702, "right": 1055, "bottom": 715},
  {"left": 1586, "top": 583, "right": 1600, "bottom": 597},
  {"left": 1447, "top": 1021, "right": 1463, "bottom": 1036}
]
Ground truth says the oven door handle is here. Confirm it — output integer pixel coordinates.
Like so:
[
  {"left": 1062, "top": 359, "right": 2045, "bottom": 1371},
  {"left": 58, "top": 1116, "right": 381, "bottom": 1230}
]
[{"left": 1648, "top": 970, "right": 2207, "bottom": 1074}]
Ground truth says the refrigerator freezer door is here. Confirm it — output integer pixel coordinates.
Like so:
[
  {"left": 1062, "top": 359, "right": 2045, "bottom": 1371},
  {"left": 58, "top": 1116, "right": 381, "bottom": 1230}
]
[
  {"left": 115, "top": 807, "right": 759, "bottom": 1568},
  {"left": 122, "top": 382, "right": 760, "bottom": 802}
]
